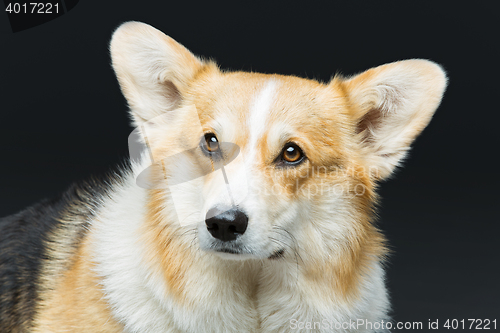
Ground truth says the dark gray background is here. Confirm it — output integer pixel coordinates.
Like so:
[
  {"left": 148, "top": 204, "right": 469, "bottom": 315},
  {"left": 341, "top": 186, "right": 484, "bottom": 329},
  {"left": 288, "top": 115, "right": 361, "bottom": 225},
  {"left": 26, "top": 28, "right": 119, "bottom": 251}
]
[{"left": 1, "top": 1, "right": 498, "bottom": 331}]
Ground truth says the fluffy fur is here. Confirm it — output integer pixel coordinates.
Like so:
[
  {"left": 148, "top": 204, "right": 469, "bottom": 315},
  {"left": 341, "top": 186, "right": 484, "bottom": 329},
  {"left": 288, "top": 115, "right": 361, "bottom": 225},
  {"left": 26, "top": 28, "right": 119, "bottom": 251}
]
[{"left": 0, "top": 21, "right": 447, "bottom": 332}]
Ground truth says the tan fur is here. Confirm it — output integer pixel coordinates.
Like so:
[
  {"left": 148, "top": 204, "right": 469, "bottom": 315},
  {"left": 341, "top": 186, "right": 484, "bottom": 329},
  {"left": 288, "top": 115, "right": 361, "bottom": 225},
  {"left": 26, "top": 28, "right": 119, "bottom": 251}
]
[
  {"left": 141, "top": 188, "right": 192, "bottom": 304},
  {"left": 301, "top": 164, "right": 386, "bottom": 300},
  {"left": 33, "top": 235, "right": 123, "bottom": 332}
]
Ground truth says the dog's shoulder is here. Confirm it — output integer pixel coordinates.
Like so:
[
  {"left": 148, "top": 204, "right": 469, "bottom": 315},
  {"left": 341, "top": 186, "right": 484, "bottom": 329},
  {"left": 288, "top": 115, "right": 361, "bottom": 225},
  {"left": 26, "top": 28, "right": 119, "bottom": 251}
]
[
  {"left": 0, "top": 197, "right": 60, "bottom": 332},
  {"left": 0, "top": 174, "right": 118, "bottom": 332}
]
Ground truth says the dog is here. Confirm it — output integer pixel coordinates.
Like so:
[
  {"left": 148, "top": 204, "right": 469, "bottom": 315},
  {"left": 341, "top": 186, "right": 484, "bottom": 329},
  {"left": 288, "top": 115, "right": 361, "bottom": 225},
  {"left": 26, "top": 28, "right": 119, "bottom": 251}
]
[{"left": 0, "top": 21, "right": 447, "bottom": 332}]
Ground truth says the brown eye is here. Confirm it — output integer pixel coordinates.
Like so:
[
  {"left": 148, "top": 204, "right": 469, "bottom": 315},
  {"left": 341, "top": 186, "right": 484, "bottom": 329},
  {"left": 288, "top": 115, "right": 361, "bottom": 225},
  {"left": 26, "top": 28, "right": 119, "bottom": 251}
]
[
  {"left": 282, "top": 143, "right": 304, "bottom": 164},
  {"left": 204, "top": 133, "right": 219, "bottom": 153}
]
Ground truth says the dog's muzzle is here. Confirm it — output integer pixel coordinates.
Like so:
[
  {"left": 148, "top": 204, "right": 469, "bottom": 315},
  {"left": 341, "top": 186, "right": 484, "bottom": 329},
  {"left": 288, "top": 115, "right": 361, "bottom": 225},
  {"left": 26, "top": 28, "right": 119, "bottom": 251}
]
[{"left": 205, "top": 207, "right": 248, "bottom": 242}]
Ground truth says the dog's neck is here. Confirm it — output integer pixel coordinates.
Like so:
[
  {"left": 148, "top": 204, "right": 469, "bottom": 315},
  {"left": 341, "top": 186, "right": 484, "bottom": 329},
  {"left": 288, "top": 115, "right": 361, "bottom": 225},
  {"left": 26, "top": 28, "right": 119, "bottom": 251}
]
[{"left": 89, "top": 169, "right": 389, "bottom": 332}]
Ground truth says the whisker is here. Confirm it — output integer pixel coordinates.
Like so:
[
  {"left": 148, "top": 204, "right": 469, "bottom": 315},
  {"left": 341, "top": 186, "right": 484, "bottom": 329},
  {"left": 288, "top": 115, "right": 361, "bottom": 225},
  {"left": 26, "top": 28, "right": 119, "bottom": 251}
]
[
  {"left": 270, "top": 227, "right": 302, "bottom": 283},
  {"left": 175, "top": 211, "right": 201, "bottom": 228},
  {"left": 271, "top": 226, "right": 304, "bottom": 265}
]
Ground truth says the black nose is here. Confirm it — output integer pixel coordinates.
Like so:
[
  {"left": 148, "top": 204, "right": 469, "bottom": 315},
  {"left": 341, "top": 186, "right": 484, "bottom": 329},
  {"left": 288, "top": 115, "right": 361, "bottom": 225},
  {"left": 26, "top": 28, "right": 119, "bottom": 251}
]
[{"left": 205, "top": 207, "right": 248, "bottom": 242}]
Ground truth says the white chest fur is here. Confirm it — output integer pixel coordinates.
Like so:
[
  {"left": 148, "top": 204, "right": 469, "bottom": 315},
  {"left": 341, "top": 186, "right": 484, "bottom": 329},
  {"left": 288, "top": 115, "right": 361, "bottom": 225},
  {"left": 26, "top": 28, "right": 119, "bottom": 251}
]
[{"left": 91, "top": 175, "right": 389, "bottom": 333}]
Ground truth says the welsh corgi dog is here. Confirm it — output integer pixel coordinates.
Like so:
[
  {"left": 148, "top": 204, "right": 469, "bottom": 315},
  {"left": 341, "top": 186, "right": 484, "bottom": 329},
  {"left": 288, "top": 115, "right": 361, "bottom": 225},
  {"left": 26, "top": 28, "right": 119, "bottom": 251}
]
[{"left": 0, "top": 21, "right": 447, "bottom": 333}]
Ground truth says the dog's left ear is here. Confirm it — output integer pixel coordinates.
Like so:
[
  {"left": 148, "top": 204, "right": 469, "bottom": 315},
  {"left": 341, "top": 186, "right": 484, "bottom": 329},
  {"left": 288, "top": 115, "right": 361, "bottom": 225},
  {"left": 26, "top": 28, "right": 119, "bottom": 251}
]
[
  {"left": 110, "top": 21, "right": 204, "bottom": 127},
  {"left": 341, "top": 59, "right": 447, "bottom": 179}
]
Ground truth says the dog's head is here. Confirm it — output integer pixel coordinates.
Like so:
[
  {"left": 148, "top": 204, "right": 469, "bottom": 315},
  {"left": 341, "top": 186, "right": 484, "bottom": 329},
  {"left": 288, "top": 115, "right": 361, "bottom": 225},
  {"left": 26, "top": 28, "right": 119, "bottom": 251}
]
[{"left": 111, "top": 22, "right": 446, "bottom": 267}]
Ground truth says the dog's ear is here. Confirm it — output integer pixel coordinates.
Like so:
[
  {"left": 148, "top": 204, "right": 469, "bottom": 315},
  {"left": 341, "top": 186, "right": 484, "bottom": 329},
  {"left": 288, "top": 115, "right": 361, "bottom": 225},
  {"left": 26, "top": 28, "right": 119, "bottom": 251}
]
[
  {"left": 110, "top": 21, "right": 204, "bottom": 126},
  {"left": 341, "top": 59, "right": 447, "bottom": 180}
]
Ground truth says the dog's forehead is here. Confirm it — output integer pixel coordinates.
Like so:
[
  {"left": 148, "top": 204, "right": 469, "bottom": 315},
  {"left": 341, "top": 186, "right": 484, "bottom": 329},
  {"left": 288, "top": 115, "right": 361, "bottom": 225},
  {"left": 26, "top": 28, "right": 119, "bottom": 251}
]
[{"left": 191, "top": 72, "right": 345, "bottom": 143}]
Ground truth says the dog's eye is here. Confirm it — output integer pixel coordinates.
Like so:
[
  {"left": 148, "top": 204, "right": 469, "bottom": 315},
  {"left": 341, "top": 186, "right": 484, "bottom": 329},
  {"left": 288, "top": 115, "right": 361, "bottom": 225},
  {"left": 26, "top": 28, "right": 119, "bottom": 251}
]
[
  {"left": 281, "top": 143, "right": 304, "bottom": 164},
  {"left": 203, "top": 133, "right": 220, "bottom": 153}
]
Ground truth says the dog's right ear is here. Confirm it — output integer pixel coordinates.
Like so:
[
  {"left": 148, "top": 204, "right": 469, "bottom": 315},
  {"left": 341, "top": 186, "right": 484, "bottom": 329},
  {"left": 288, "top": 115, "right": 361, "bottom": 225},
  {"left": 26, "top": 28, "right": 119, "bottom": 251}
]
[
  {"left": 110, "top": 21, "right": 204, "bottom": 126},
  {"left": 340, "top": 59, "right": 447, "bottom": 180}
]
